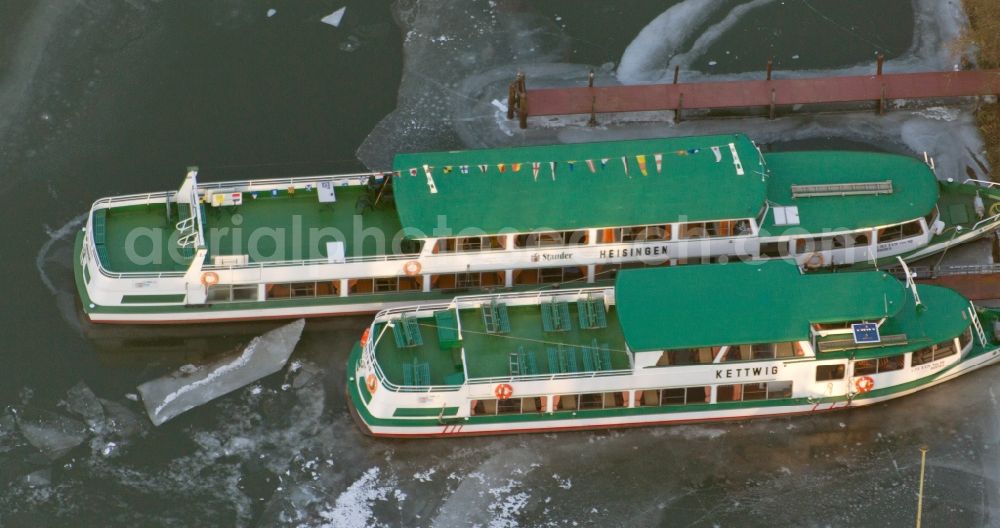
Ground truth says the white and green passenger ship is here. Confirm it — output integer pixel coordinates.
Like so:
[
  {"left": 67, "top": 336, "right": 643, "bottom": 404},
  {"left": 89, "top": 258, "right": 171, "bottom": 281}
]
[
  {"left": 75, "top": 133, "right": 1000, "bottom": 323},
  {"left": 347, "top": 260, "right": 1000, "bottom": 437}
]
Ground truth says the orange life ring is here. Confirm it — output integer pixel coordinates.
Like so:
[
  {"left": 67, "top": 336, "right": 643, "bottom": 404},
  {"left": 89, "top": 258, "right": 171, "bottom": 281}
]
[
  {"left": 360, "top": 327, "right": 371, "bottom": 347},
  {"left": 200, "top": 271, "right": 220, "bottom": 286},
  {"left": 854, "top": 375, "right": 875, "bottom": 393},
  {"left": 365, "top": 374, "right": 378, "bottom": 394},
  {"left": 403, "top": 260, "right": 422, "bottom": 276},
  {"left": 494, "top": 383, "right": 514, "bottom": 400},
  {"left": 804, "top": 252, "right": 825, "bottom": 270}
]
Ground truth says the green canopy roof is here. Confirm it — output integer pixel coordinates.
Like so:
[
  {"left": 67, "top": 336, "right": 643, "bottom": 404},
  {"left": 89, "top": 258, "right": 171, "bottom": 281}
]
[
  {"left": 761, "top": 151, "right": 939, "bottom": 236},
  {"left": 615, "top": 261, "right": 912, "bottom": 352},
  {"left": 392, "top": 134, "right": 765, "bottom": 236}
]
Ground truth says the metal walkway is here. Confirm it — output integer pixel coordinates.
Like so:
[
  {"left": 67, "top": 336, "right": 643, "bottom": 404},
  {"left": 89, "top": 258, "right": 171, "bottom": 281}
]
[{"left": 506, "top": 66, "right": 1000, "bottom": 127}]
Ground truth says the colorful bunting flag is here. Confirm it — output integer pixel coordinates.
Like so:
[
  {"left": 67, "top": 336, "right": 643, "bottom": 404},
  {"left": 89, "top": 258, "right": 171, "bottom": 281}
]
[
  {"left": 443, "top": 166, "right": 453, "bottom": 174},
  {"left": 688, "top": 148, "right": 700, "bottom": 155},
  {"left": 621, "top": 156, "right": 630, "bottom": 178},
  {"left": 549, "top": 161, "right": 557, "bottom": 180},
  {"left": 567, "top": 160, "right": 575, "bottom": 171},
  {"left": 512, "top": 162, "right": 522, "bottom": 172},
  {"left": 393, "top": 170, "right": 401, "bottom": 177},
  {"left": 478, "top": 164, "right": 488, "bottom": 173},
  {"left": 423, "top": 164, "right": 438, "bottom": 194},
  {"left": 585, "top": 159, "right": 596, "bottom": 173},
  {"left": 532, "top": 162, "right": 541, "bottom": 181},
  {"left": 600, "top": 158, "right": 609, "bottom": 169},
  {"left": 675, "top": 150, "right": 688, "bottom": 156},
  {"left": 498, "top": 163, "right": 506, "bottom": 173},
  {"left": 654, "top": 153, "right": 663, "bottom": 174},
  {"left": 460, "top": 165, "right": 470, "bottom": 174},
  {"left": 409, "top": 168, "right": 418, "bottom": 177},
  {"left": 636, "top": 154, "right": 648, "bottom": 176},
  {"left": 711, "top": 146, "right": 722, "bottom": 162}
]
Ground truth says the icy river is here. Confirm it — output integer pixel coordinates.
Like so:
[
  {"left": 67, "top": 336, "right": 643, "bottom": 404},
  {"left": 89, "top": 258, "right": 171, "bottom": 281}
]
[{"left": 2, "top": 1, "right": 998, "bottom": 526}]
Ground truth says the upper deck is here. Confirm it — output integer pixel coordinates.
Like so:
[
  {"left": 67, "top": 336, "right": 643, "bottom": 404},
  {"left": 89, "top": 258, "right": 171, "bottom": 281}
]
[
  {"left": 93, "top": 179, "right": 405, "bottom": 274},
  {"left": 367, "top": 261, "right": 976, "bottom": 389},
  {"left": 392, "top": 134, "right": 766, "bottom": 234},
  {"left": 761, "top": 151, "right": 939, "bottom": 236},
  {"left": 372, "top": 292, "right": 631, "bottom": 386}
]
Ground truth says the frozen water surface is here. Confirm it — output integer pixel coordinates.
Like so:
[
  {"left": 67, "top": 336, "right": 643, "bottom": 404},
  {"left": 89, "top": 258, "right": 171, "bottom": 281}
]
[{"left": 3, "top": 1, "right": 1000, "bottom": 526}]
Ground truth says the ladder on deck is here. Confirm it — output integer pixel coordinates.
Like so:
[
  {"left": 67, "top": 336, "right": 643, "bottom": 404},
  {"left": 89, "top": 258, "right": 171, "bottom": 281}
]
[{"left": 969, "top": 303, "right": 988, "bottom": 346}]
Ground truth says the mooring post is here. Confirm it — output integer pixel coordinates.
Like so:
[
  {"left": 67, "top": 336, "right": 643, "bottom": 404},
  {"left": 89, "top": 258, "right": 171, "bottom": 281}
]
[
  {"left": 766, "top": 57, "right": 773, "bottom": 81},
  {"left": 915, "top": 446, "right": 928, "bottom": 528},
  {"left": 588, "top": 69, "right": 595, "bottom": 88},
  {"left": 676, "top": 92, "right": 684, "bottom": 123},
  {"left": 588, "top": 96, "right": 597, "bottom": 127},
  {"left": 878, "top": 84, "right": 886, "bottom": 115},
  {"left": 506, "top": 81, "right": 515, "bottom": 120},
  {"left": 769, "top": 88, "right": 776, "bottom": 120},
  {"left": 673, "top": 65, "right": 680, "bottom": 85},
  {"left": 877, "top": 53, "right": 884, "bottom": 76},
  {"left": 516, "top": 72, "right": 527, "bottom": 129}
]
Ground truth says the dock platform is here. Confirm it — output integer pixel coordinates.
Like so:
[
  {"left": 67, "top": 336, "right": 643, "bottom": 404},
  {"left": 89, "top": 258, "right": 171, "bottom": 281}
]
[{"left": 506, "top": 66, "right": 1000, "bottom": 127}]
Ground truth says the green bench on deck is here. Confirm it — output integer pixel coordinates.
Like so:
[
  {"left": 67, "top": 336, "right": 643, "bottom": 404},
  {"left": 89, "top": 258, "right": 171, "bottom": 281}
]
[
  {"left": 541, "top": 300, "right": 572, "bottom": 332},
  {"left": 577, "top": 295, "right": 608, "bottom": 330},
  {"left": 92, "top": 209, "right": 107, "bottom": 245},
  {"left": 481, "top": 300, "right": 511, "bottom": 334},
  {"left": 392, "top": 315, "right": 423, "bottom": 348},
  {"left": 580, "top": 339, "right": 613, "bottom": 371},
  {"left": 95, "top": 244, "right": 111, "bottom": 268},
  {"left": 509, "top": 346, "right": 539, "bottom": 376},
  {"left": 434, "top": 310, "right": 461, "bottom": 350},
  {"left": 92, "top": 209, "right": 110, "bottom": 266},
  {"left": 402, "top": 359, "right": 431, "bottom": 386},
  {"left": 546, "top": 345, "right": 579, "bottom": 374}
]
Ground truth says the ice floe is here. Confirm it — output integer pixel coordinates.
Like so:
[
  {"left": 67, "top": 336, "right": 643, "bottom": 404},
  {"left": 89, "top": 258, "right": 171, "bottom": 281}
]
[
  {"left": 137, "top": 319, "right": 305, "bottom": 426},
  {"left": 322, "top": 7, "right": 346, "bottom": 28},
  {"left": 13, "top": 407, "right": 88, "bottom": 461}
]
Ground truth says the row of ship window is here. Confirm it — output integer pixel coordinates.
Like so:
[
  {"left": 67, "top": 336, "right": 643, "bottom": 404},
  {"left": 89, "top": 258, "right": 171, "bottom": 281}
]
[
  {"left": 206, "top": 264, "right": 657, "bottom": 303},
  {"left": 470, "top": 380, "right": 794, "bottom": 416},
  {"left": 433, "top": 215, "right": 927, "bottom": 255},
  {"left": 433, "top": 221, "right": 755, "bottom": 253},
  {"left": 471, "top": 332, "right": 968, "bottom": 416}
]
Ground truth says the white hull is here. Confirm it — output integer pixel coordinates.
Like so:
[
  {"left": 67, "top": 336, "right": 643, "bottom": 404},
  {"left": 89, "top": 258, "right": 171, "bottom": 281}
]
[{"left": 354, "top": 346, "right": 1000, "bottom": 438}]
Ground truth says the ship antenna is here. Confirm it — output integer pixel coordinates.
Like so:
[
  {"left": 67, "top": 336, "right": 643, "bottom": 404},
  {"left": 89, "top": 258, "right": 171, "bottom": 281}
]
[{"left": 895, "top": 256, "right": 923, "bottom": 311}]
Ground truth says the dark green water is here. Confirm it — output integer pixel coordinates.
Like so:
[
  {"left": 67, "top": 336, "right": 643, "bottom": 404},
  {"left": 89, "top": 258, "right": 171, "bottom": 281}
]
[{"left": 2, "top": 1, "right": 997, "bottom": 526}]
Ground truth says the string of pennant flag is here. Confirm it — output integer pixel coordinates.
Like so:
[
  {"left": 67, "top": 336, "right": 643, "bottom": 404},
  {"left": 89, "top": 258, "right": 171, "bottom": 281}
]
[{"left": 401, "top": 144, "right": 731, "bottom": 184}]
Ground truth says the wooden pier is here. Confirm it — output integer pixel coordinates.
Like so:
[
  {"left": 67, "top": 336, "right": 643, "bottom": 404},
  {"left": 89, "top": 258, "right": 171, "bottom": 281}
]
[{"left": 507, "top": 60, "right": 1000, "bottom": 128}]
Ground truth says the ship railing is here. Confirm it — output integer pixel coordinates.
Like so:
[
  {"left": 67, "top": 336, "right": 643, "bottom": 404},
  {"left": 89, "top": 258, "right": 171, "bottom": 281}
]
[
  {"left": 81, "top": 205, "right": 186, "bottom": 280},
  {"left": 361, "top": 333, "right": 463, "bottom": 394},
  {"left": 368, "top": 287, "right": 615, "bottom": 322},
  {"left": 969, "top": 212, "right": 1000, "bottom": 232},
  {"left": 963, "top": 178, "right": 1000, "bottom": 189},
  {"left": 91, "top": 191, "right": 176, "bottom": 210},
  {"left": 88, "top": 172, "right": 390, "bottom": 211},
  {"left": 201, "top": 251, "right": 419, "bottom": 271},
  {"left": 466, "top": 368, "right": 632, "bottom": 385},
  {"left": 87, "top": 247, "right": 421, "bottom": 279},
  {"left": 885, "top": 263, "right": 1000, "bottom": 280},
  {"left": 193, "top": 171, "right": 390, "bottom": 193}
]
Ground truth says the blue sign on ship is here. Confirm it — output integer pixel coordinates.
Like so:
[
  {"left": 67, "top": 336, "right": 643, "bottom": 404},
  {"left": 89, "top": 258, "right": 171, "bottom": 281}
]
[{"left": 851, "top": 322, "right": 881, "bottom": 344}]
